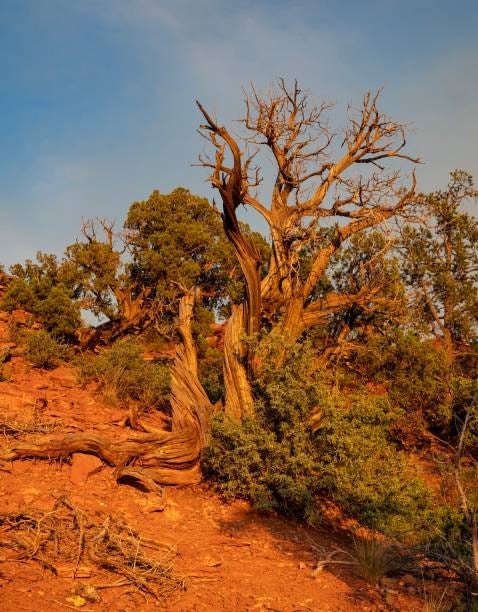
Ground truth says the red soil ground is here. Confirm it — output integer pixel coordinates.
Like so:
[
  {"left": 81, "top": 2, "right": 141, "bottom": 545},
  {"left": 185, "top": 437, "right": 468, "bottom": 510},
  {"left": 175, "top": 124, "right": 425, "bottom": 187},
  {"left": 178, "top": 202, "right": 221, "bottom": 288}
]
[{"left": 0, "top": 318, "right": 451, "bottom": 611}]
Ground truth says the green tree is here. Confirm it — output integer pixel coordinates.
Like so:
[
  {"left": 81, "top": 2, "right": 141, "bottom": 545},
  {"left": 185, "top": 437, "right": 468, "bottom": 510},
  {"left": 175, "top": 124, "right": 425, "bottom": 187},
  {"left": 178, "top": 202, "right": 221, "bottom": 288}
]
[
  {"left": 314, "top": 231, "right": 407, "bottom": 364},
  {"left": 65, "top": 218, "right": 123, "bottom": 323},
  {"left": 401, "top": 170, "right": 478, "bottom": 429},
  {"left": 124, "top": 188, "right": 269, "bottom": 334},
  {"left": 2, "top": 252, "right": 81, "bottom": 338}
]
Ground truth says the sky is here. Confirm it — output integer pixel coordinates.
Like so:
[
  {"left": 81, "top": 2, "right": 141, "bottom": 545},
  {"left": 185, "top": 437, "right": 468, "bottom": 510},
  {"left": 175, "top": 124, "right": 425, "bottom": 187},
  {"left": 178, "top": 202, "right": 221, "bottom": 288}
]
[{"left": 0, "top": 0, "right": 477, "bottom": 267}]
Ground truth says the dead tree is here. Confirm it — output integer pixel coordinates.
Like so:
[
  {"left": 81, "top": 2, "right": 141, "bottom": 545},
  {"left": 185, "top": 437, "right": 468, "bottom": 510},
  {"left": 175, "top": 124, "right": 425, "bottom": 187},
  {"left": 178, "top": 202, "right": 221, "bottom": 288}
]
[
  {"left": 0, "top": 81, "right": 419, "bottom": 486},
  {"left": 197, "top": 80, "right": 419, "bottom": 416}
]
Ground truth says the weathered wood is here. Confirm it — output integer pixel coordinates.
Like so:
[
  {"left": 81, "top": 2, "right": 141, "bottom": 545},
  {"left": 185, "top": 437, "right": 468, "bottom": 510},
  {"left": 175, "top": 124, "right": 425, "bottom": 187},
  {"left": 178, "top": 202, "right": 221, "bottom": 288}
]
[
  {"left": 223, "top": 304, "right": 254, "bottom": 419},
  {"left": 197, "top": 83, "right": 419, "bottom": 396},
  {"left": 1, "top": 292, "right": 213, "bottom": 487}
]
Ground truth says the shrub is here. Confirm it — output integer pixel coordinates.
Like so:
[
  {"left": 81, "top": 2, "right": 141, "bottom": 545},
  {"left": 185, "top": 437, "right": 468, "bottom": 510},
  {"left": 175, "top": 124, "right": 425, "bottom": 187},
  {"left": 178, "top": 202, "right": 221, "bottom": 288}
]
[
  {"left": 2, "top": 253, "right": 81, "bottom": 339},
  {"left": 205, "top": 338, "right": 436, "bottom": 536},
  {"left": 424, "top": 503, "right": 478, "bottom": 602},
  {"left": 203, "top": 341, "right": 324, "bottom": 522},
  {"left": 77, "top": 339, "right": 170, "bottom": 408},
  {"left": 349, "top": 331, "right": 448, "bottom": 430},
  {"left": 315, "top": 394, "right": 434, "bottom": 537},
  {"left": 198, "top": 347, "right": 223, "bottom": 404},
  {"left": 25, "top": 330, "right": 67, "bottom": 369}
]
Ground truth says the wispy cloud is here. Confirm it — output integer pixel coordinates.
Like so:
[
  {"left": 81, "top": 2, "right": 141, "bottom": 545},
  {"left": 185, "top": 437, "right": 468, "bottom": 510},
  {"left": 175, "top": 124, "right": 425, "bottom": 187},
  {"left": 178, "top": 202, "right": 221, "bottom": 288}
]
[{"left": 0, "top": 0, "right": 476, "bottom": 267}]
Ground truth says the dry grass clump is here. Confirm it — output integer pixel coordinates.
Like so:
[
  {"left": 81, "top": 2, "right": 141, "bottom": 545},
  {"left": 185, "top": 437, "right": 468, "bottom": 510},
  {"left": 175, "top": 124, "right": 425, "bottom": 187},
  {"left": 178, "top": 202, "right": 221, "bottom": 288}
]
[
  {"left": 0, "top": 397, "right": 64, "bottom": 439},
  {"left": 311, "top": 537, "right": 405, "bottom": 586},
  {"left": 0, "top": 496, "right": 184, "bottom": 602},
  {"left": 0, "top": 415, "right": 61, "bottom": 438},
  {"left": 352, "top": 537, "right": 398, "bottom": 585},
  {"left": 423, "top": 588, "right": 450, "bottom": 612}
]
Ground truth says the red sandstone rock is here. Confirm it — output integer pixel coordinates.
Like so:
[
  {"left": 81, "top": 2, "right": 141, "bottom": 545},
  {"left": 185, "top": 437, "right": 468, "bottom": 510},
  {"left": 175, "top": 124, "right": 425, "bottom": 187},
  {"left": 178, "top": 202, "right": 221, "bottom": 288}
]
[{"left": 70, "top": 453, "right": 103, "bottom": 486}]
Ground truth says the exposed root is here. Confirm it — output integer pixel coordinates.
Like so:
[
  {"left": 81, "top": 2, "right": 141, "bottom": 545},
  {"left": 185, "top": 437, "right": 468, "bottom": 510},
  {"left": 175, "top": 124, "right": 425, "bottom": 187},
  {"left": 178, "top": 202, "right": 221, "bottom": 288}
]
[
  {"left": 0, "top": 429, "right": 202, "bottom": 485},
  {"left": 0, "top": 496, "right": 185, "bottom": 601},
  {"left": 0, "top": 292, "right": 213, "bottom": 487}
]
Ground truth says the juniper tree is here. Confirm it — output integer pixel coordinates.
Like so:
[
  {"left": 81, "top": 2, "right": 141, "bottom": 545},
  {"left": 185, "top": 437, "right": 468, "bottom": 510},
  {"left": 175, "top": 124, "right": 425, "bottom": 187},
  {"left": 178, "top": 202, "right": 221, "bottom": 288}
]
[{"left": 197, "top": 81, "right": 420, "bottom": 416}]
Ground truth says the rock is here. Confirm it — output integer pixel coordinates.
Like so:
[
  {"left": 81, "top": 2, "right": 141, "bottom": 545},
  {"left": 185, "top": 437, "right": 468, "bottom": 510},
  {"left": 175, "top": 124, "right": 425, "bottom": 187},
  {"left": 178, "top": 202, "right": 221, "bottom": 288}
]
[
  {"left": 70, "top": 453, "right": 103, "bottom": 486},
  {"left": 65, "top": 595, "right": 87, "bottom": 608},
  {"left": 401, "top": 573, "right": 418, "bottom": 587},
  {"left": 49, "top": 366, "right": 77, "bottom": 388},
  {"left": 11, "top": 309, "right": 31, "bottom": 326},
  {"left": 72, "top": 583, "right": 101, "bottom": 604},
  {"left": 298, "top": 561, "right": 306, "bottom": 570}
]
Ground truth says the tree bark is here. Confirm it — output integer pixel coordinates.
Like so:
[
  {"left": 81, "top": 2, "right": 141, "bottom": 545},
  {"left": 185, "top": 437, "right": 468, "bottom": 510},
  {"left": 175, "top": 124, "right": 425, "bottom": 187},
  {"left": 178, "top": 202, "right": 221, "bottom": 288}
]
[
  {"left": 1, "top": 291, "right": 213, "bottom": 487},
  {"left": 223, "top": 304, "right": 254, "bottom": 418}
]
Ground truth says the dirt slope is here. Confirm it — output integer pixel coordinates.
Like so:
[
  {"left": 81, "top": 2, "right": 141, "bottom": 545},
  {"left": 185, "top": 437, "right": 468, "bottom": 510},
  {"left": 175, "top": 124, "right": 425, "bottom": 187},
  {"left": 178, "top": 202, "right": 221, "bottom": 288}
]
[{"left": 0, "top": 320, "right": 428, "bottom": 611}]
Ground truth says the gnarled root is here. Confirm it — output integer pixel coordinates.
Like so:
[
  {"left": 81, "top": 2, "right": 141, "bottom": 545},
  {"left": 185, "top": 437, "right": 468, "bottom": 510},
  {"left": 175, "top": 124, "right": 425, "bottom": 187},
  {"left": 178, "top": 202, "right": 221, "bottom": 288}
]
[{"left": 1, "top": 291, "right": 213, "bottom": 487}]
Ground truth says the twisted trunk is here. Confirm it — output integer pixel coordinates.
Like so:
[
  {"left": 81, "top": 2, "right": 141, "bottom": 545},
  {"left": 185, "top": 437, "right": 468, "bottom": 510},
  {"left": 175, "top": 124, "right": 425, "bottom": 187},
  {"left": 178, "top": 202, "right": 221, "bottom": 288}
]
[
  {"left": 1, "top": 290, "right": 213, "bottom": 487},
  {"left": 223, "top": 304, "right": 254, "bottom": 418}
]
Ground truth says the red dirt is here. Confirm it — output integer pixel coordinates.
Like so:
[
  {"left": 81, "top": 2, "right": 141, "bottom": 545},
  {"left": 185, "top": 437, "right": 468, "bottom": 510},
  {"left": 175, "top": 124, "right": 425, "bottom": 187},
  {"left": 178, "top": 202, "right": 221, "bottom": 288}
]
[{"left": 0, "top": 321, "right": 448, "bottom": 610}]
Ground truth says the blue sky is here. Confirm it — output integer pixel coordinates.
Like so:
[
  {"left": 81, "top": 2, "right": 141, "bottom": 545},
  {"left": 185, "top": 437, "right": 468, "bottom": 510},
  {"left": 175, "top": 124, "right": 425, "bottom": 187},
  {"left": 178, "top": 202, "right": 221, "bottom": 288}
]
[{"left": 1, "top": 0, "right": 477, "bottom": 266}]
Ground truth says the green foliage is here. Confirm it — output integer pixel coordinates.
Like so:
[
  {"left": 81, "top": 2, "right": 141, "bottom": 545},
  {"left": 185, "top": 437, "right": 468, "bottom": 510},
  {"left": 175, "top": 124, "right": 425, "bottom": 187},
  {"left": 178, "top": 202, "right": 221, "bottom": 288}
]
[
  {"left": 315, "top": 394, "right": 433, "bottom": 537},
  {"left": 350, "top": 330, "right": 449, "bottom": 430},
  {"left": 77, "top": 339, "right": 170, "bottom": 409},
  {"left": 65, "top": 220, "right": 123, "bottom": 321},
  {"left": 402, "top": 170, "right": 478, "bottom": 349},
  {"left": 304, "top": 231, "right": 407, "bottom": 355},
  {"left": 2, "top": 252, "right": 81, "bottom": 338},
  {"left": 125, "top": 189, "right": 234, "bottom": 311},
  {"left": 205, "top": 340, "right": 435, "bottom": 535},
  {"left": 124, "top": 188, "right": 270, "bottom": 325},
  {"left": 203, "top": 341, "right": 322, "bottom": 521},
  {"left": 25, "top": 330, "right": 68, "bottom": 369},
  {"left": 197, "top": 346, "right": 223, "bottom": 404},
  {"left": 424, "top": 503, "right": 478, "bottom": 602}
]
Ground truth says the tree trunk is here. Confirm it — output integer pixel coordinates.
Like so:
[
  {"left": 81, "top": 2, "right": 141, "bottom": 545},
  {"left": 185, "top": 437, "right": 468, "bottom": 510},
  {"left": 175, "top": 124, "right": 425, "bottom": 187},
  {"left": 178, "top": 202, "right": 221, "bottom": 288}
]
[
  {"left": 1, "top": 291, "right": 213, "bottom": 487},
  {"left": 223, "top": 304, "right": 254, "bottom": 419}
]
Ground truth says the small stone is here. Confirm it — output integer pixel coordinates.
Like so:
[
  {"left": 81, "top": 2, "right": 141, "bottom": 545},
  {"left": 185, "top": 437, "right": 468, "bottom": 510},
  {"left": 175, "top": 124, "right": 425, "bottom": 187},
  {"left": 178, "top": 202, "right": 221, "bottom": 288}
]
[
  {"left": 298, "top": 561, "right": 306, "bottom": 569},
  {"left": 70, "top": 453, "right": 103, "bottom": 486},
  {"left": 401, "top": 573, "right": 418, "bottom": 587}
]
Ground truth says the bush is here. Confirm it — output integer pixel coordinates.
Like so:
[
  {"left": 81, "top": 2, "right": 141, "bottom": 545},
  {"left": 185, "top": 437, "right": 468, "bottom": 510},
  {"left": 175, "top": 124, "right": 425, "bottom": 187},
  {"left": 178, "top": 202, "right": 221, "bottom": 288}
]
[
  {"left": 198, "top": 347, "right": 223, "bottom": 404},
  {"left": 204, "top": 338, "right": 436, "bottom": 536},
  {"left": 26, "top": 330, "right": 68, "bottom": 369},
  {"left": 349, "top": 331, "right": 448, "bottom": 430},
  {"left": 203, "top": 341, "right": 323, "bottom": 522},
  {"left": 315, "top": 394, "right": 434, "bottom": 537},
  {"left": 77, "top": 339, "right": 170, "bottom": 408},
  {"left": 2, "top": 253, "right": 81, "bottom": 339}
]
